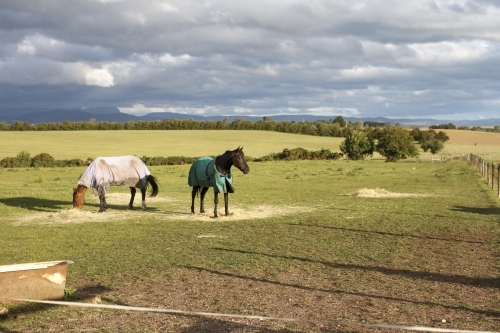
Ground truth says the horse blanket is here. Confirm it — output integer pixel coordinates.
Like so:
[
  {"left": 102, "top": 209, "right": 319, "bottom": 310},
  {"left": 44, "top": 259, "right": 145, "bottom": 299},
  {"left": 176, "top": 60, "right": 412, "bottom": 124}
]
[
  {"left": 78, "top": 156, "right": 151, "bottom": 196},
  {"left": 188, "top": 157, "right": 233, "bottom": 193}
]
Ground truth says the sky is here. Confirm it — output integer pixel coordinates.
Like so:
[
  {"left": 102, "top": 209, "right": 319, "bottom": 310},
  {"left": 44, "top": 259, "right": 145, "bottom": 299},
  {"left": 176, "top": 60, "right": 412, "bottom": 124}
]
[{"left": 0, "top": 0, "right": 499, "bottom": 121}]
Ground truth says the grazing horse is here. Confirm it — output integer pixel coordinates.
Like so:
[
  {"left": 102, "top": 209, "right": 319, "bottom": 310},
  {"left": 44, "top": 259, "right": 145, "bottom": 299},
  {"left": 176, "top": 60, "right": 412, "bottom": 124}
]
[
  {"left": 188, "top": 147, "right": 249, "bottom": 217},
  {"left": 73, "top": 156, "right": 159, "bottom": 212}
]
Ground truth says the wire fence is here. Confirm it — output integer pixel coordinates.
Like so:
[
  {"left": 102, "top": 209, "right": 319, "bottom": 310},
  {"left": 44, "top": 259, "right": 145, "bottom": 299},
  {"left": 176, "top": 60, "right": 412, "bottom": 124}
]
[{"left": 469, "top": 153, "right": 500, "bottom": 199}]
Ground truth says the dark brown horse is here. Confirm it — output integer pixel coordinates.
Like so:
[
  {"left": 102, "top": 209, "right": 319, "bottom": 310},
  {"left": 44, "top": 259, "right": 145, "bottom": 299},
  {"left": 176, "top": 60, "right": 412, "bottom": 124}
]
[
  {"left": 73, "top": 156, "right": 159, "bottom": 212},
  {"left": 188, "top": 147, "right": 249, "bottom": 217}
]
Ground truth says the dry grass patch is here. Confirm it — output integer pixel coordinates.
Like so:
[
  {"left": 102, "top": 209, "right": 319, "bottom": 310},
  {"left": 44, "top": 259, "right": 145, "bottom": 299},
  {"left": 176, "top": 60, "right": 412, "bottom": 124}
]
[
  {"left": 444, "top": 129, "right": 500, "bottom": 146},
  {"left": 12, "top": 196, "right": 314, "bottom": 225},
  {"left": 348, "top": 188, "right": 432, "bottom": 198},
  {"left": 166, "top": 204, "right": 314, "bottom": 222}
]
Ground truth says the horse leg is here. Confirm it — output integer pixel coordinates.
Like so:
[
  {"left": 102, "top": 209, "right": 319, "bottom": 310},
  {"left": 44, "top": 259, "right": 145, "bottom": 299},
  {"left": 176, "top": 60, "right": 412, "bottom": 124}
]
[
  {"left": 128, "top": 187, "right": 136, "bottom": 210},
  {"left": 200, "top": 187, "right": 209, "bottom": 213},
  {"left": 140, "top": 188, "right": 146, "bottom": 210},
  {"left": 191, "top": 186, "right": 198, "bottom": 214},
  {"left": 224, "top": 192, "right": 229, "bottom": 216},
  {"left": 98, "top": 195, "right": 106, "bottom": 213},
  {"left": 213, "top": 191, "right": 219, "bottom": 218}
]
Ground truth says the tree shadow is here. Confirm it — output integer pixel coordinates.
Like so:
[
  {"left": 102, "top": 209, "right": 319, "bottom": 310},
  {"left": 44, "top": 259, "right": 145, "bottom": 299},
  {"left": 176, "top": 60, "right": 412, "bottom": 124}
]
[
  {"left": 0, "top": 197, "right": 69, "bottom": 212},
  {"left": 287, "top": 223, "right": 490, "bottom": 245},
  {"left": 181, "top": 264, "right": 499, "bottom": 318},
  {"left": 211, "top": 248, "right": 499, "bottom": 289},
  {"left": 451, "top": 205, "right": 500, "bottom": 216}
]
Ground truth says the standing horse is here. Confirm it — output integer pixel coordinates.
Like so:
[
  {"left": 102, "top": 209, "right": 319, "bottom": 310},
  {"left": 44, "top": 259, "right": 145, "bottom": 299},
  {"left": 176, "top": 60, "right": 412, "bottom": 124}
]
[
  {"left": 188, "top": 147, "right": 249, "bottom": 217},
  {"left": 73, "top": 156, "right": 159, "bottom": 212}
]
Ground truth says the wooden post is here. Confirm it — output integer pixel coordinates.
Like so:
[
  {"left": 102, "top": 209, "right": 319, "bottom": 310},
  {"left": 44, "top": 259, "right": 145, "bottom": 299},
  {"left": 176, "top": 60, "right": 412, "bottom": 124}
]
[
  {"left": 498, "top": 164, "right": 500, "bottom": 198},
  {"left": 492, "top": 163, "right": 496, "bottom": 191},
  {"left": 487, "top": 162, "right": 491, "bottom": 186}
]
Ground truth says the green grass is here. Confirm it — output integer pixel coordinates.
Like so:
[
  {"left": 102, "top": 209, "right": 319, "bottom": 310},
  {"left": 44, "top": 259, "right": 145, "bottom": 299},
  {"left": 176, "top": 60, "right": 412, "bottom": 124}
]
[{"left": 0, "top": 131, "right": 499, "bottom": 332}]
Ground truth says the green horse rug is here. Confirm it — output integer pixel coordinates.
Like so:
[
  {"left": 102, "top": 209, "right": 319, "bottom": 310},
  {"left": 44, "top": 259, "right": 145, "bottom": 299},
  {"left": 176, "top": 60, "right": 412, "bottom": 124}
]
[
  {"left": 188, "top": 157, "right": 234, "bottom": 194},
  {"left": 188, "top": 147, "right": 249, "bottom": 217}
]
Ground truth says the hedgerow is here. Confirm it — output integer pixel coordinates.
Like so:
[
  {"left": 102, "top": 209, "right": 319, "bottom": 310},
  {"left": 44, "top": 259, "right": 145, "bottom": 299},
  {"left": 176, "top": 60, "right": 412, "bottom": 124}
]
[{"left": 0, "top": 148, "right": 342, "bottom": 168}]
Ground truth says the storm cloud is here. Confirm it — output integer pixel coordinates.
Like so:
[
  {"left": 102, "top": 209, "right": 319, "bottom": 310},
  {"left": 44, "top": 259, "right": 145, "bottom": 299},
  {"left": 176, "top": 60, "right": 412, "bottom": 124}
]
[{"left": 1, "top": 0, "right": 499, "bottom": 120}]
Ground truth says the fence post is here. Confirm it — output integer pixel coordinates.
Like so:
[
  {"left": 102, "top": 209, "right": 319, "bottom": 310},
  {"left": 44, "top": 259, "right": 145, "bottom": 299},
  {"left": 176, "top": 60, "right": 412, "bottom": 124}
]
[
  {"left": 498, "top": 164, "right": 500, "bottom": 198},
  {"left": 492, "top": 163, "right": 496, "bottom": 191},
  {"left": 487, "top": 162, "right": 491, "bottom": 186}
]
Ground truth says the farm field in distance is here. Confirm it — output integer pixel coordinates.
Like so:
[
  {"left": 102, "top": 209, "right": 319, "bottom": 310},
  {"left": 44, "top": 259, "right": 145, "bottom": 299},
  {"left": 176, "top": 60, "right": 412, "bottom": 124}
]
[
  {"left": 1, "top": 129, "right": 499, "bottom": 162},
  {"left": 0, "top": 130, "right": 499, "bottom": 332}
]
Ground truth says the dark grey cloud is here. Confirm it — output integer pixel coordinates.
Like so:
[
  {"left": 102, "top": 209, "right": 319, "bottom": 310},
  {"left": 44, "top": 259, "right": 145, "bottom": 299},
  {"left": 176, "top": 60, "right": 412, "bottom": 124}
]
[{"left": 1, "top": 0, "right": 499, "bottom": 120}]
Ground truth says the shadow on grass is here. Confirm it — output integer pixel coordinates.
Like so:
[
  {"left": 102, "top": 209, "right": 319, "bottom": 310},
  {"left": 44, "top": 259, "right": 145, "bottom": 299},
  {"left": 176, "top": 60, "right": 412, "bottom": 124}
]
[
  {"left": 289, "top": 224, "right": 490, "bottom": 245},
  {"left": 0, "top": 197, "right": 69, "bottom": 212},
  {"left": 211, "top": 248, "right": 499, "bottom": 289},
  {"left": 177, "top": 317, "right": 344, "bottom": 333},
  {"left": 451, "top": 205, "right": 500, "bottom": 216},
  {"left": 182, "top": 264, "right": 500, "bottom": 318},
  {"left": 0, "top": 196, "right": 160, "bottom": 213},
  {"left": 0, "top": 284, "right": 114, "bottom": 332}
]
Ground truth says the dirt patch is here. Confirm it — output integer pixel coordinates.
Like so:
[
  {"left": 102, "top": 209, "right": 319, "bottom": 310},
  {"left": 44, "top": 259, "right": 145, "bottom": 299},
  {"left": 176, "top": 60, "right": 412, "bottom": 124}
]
[{"left": 348, "top": 188, "right": 430, "bottom": 198}]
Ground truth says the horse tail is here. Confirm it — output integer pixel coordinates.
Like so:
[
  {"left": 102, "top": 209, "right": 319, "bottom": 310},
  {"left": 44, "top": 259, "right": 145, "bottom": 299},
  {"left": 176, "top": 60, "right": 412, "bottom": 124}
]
[{"left": 146, "top": 175, "right": 159, "bottom": 197}]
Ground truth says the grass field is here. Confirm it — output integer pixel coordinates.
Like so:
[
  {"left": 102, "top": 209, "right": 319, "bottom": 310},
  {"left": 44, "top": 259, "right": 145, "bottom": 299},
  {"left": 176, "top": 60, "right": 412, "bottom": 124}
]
[
  {"left": 1, "top": 129, "right": 499, "bottom": 162},
  {"left": 0, "top": 130, "right": 499, "bottom": 332}
]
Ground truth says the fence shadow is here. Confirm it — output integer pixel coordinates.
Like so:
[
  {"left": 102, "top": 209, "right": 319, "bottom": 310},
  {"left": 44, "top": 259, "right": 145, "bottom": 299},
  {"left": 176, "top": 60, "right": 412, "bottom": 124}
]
[
  {"left": 287, "top": 223, "right": 490, "bottom": 245},
  {"left": 182, "top": 264, "right": 499, "bottom": 318},
  {"left": 210, "top": 248, "right": 499, "bottom": 289}
]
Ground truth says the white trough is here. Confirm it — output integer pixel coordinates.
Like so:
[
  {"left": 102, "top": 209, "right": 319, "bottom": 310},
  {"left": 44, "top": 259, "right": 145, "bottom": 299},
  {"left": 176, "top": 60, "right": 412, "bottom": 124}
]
[{"left": 0, "top": 260, "right": 73, "bottom": 303}]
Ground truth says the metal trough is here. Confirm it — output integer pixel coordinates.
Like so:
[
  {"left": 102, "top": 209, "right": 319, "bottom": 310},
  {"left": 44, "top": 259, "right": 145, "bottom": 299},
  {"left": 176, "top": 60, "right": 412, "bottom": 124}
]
[{"left": 0, "top": 260, "right": 73, "bottom": 303}]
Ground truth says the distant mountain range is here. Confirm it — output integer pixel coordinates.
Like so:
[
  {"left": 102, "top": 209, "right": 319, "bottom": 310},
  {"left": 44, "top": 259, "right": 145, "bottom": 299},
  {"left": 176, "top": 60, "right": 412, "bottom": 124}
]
[{"left": 0, "top": 106, "right": 499, "bottom": 127}]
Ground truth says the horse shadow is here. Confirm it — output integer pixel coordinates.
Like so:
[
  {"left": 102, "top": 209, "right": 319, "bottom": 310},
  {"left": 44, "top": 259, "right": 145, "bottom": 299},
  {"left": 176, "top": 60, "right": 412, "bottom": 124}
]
[{"left": 0, "top": 197, "right": 160, "bottom": 213}]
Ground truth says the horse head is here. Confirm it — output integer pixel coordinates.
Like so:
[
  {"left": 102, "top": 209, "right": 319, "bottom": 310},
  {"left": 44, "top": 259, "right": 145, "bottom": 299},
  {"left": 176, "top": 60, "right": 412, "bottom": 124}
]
[
  {"left": 232, "top": 146, "right": 250, "bottom": 174},
  {"left": 73, "top": 185, "right": 86, "bottom": 209}
]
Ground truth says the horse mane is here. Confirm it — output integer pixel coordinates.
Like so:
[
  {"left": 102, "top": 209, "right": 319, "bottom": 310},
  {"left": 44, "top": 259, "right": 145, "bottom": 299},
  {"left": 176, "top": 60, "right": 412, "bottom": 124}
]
[{"left": 215, "top": 150, "right": 233, "bottom": 175}]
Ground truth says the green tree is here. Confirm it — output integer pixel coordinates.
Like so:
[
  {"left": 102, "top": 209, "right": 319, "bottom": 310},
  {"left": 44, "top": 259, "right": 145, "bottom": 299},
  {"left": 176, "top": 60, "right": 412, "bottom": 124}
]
[
  {"left": 13, "top": 151, "right": 31, "bottom": 167},
  {"left": 339, "top": 130, "right": 374, "bottom": 160},
  {"left": 32, "top": 153, "right": 56, "bottom": 167},
  {"left": 331, "top": 116, "right": 347, "bottom": 128},
  {"left": 375, "top": 126, "right": 419, "bottom": 162},
  {"left": 413, "top": 129, "right": 449, "bottom": 155}
]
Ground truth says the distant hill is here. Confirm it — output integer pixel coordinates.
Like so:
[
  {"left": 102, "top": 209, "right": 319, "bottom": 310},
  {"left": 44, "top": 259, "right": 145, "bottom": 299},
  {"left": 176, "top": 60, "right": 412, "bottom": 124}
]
[{"left": 0, "top": 107, "right": 499, "bottom": 127}]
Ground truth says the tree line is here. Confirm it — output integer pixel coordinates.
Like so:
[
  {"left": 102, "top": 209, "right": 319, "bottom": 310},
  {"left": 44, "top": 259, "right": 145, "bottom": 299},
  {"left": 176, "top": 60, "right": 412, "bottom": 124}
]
[{"left": 0, "top": 116, "right": 352, "bottom": 137}]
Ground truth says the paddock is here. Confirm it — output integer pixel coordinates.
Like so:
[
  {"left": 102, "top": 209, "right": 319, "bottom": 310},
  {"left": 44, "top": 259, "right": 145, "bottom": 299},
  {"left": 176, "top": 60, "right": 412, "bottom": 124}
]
[{"left": 0, "top": 159, "right": 499, "bottom": 332}]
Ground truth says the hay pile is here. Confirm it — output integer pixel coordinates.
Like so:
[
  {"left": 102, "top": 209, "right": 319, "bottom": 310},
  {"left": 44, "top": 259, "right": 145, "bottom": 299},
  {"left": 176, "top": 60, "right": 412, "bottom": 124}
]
[{"left": 348, "top": 188, "right": 428, "bottom": 198}]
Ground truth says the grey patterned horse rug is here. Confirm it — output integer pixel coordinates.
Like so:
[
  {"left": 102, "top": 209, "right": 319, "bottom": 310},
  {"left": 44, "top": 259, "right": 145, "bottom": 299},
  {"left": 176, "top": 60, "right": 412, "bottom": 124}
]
[
  {"left": 188, "top": 147, "right": 249, "bottom": 218},
  {"left": 73, "top": 156, "right": 159, "bottom": 212}
]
